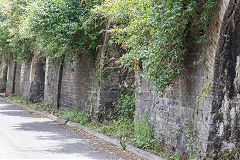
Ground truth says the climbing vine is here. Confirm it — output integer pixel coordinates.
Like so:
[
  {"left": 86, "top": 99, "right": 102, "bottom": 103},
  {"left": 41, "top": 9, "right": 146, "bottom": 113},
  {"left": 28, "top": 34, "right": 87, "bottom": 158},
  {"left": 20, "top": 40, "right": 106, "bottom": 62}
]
[
  {"left": 1, "top": 0, "right": 216, "bottom": 92},
  {"left": 93, "top": 0, "right": 216, "bottom": 92}
]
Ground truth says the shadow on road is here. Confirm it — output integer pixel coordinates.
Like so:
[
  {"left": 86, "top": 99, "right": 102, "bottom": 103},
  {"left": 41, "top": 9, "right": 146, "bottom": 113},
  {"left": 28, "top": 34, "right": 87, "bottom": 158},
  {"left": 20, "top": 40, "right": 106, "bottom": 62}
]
[
  {"left": 0, "top": 103, "right": 31, "bottom": 117},
  {"left": 0, "top": 103, "right": 22, "bottom": 110},
  {"left": 0, "top": 101, "right": 132, "bottom": 159},
  {"left": 14, "top": 119, "right": 112, "bottom": 159}
]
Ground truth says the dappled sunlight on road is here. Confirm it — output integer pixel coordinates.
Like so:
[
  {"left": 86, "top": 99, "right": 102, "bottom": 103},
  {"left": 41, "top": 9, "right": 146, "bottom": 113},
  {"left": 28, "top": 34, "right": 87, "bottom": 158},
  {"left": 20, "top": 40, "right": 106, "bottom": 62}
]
[{"left": 0, "top": 101, "right": 131, "bottom": 159}]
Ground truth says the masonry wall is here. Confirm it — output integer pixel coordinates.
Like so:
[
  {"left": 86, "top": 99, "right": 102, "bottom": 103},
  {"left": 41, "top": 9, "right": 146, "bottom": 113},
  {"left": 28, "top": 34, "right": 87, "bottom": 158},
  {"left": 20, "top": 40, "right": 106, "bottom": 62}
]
[
  {"left": 135, "top": 0, "right": 239, "bottom": 157},
  {"left": 41, "top": 46, "right": 133, "bottom": 115},
  {"left": 135, "top": 52, "right": 205, "bottom": 154},
  {"left": 91, "top": 44, "right": 135, "bottom": 120},
  {"left": 4, "top": 1, "right": 238, "bottom": 157},
  {"left": 0, "top": 56, "right": 7, "bottom": 92},
  {"left": 14, "top": 62, "right": 23, "bottom": 96},
  {"left": 11, "top": 54, "right": 45, "bottom": 103},
  {"left": 21, "top": 60, "right": 32, "bottom": 100},
  {"left": 12, "top": 60, "right": 34, "bottom": 100},
  {"left": 59, "top": 53, "right": 95, "bottom": 111},
  {"left": 28, "top": 54, "right": 45, "bottom": 102},
  {"left": 208, "top": 0, "right": 240, "bottom": 154},
  {"left": 44, "top": 58, "right": 60, "bottom": 107},
  {"left": 6, "top": 59, "right": 15, "bottom": 96}
]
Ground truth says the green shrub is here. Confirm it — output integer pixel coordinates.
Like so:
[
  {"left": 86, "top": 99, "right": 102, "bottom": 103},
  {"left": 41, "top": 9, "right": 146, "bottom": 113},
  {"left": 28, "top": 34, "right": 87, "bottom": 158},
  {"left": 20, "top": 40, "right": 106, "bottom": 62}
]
[
  {"left": 59, "top": 108, "right": 91, "bottom": 125},
  {"left": 132, "top": 113, "right": 160, "bottom": 150},
  {"left": 113, "top": 91, "right": 135, "bottom": 119},
  {"left": 95, "top": 117, "right": 134, "bottom": 138}
]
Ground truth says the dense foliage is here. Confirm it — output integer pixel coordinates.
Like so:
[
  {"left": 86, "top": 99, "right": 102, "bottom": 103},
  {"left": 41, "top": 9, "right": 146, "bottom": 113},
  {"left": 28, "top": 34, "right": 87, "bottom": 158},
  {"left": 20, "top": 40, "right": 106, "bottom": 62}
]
[
  {"left": 0, "top": 0, "right": 35, "bottom": 61},
  {"left": 0, "top": 0, "right": 103, "bottom": 61},
  {"left": 20, "top": 0, "right": 103, "bottom": 58},
  {"left": 93, "top": 0, "right": 216, "bottom": 92},
  {"left": 0, "top": 0, "right": 216, "bottom": 91}
]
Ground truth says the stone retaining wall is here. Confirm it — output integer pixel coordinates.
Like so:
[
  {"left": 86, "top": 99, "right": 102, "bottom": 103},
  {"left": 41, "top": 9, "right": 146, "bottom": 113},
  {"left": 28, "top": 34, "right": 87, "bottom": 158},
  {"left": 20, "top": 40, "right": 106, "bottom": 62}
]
[{"left": 135, "top": 0, "right": 239, "bottom": 157}]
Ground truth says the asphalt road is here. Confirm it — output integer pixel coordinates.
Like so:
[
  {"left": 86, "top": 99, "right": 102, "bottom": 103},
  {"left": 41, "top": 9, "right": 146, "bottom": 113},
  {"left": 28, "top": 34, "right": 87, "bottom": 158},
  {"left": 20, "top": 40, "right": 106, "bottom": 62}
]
[{"left": 0, "top": 100, "right": 142, "bottom": 159}]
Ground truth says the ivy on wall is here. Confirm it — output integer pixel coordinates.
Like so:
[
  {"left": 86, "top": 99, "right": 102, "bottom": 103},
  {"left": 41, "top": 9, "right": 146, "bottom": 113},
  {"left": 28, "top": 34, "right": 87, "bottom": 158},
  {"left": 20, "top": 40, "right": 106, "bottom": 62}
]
[
  {"left": 93, "top": 0, "right": 216, "bottom": 92},
  {"left": 0, "top": 0, "right": 216, "bottom": 92}
]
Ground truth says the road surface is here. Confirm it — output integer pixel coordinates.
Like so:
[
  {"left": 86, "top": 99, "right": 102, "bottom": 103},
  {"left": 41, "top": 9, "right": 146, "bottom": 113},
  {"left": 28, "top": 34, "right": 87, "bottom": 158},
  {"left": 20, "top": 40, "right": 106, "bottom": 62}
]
[{"left": 0, "top": 100, "right": 142, "bottom": 159}]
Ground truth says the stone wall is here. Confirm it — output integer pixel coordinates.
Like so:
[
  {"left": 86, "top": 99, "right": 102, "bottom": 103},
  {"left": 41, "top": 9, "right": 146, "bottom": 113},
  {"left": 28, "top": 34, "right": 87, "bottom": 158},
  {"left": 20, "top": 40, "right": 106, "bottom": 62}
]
[
  {"left": 6, "top": 59, "right": 15, "bottom": 96},
  {"left": 12, "top": 55, "right": 44, "bottom": 102},
  {"left": 21, "top": 60, "right": 32, "bottom": 100},
  {"left": 0, "top": 56, "right": 7, "bottom": 92},
  {"left": 28, "top": 54, "right": 45, "bottom": 102},
  {"left": 3, "top": 0, "right": 239, "bottom": 157},
  {"left": 44, "top": 58, "right": 60, "bottom": 107},
  {"left": 12, "top": 60, "right": 33, "bottom": 100},
  {"left": 209, "top": 0, "right": 240, "bottom": 154},
  {"left": 14, "top": 62, "right": 23, "bottom": 96},
  {"left": 136, "top": 74, "right": 192, "bottom": 152},
  {"left": 59, "top": 53, "right": 95, "bottom": 111},
  {"left": 135, "top": 0, "right": 239, "bottom": 157},
  {"left": 135, "top": 51, "right": 206, "bottom": 154},
  {"left": 92, "top": 44, "right": 135, "bottom": 120},
  {"left": 43, "top": 46, "right": 133, "bottom": 115}
]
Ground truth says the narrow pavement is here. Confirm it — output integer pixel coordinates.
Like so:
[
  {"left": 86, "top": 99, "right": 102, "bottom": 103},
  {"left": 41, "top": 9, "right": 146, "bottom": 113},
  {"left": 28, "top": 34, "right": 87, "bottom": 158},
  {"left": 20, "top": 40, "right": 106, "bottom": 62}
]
[{"left": 0, "top": 100, "right": 143, "bottom": 159}]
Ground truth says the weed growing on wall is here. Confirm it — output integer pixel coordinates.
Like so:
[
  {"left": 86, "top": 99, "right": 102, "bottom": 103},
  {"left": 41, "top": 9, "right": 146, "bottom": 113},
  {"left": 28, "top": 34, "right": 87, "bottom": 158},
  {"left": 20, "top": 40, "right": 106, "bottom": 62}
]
[
  {"left": 183, "top": 122, "right": 198, "bottom": 160},
  {"left": 198, "top": 82, "right": 212, "bottom": 102},
  {"left": 93, "top": 117, "right": 134, "bottom": 139},
  {"left": 217, "top": 143, "right": 240, "bottom": 160},
  {"left": 161, "top": 152, "right": 181, "bottom": 160},
  {"left": 133, "top": 113, "right": 161, "bottom": 150},
  {"left": 112, "top": 90, "right": 135, "bottom": 119}
]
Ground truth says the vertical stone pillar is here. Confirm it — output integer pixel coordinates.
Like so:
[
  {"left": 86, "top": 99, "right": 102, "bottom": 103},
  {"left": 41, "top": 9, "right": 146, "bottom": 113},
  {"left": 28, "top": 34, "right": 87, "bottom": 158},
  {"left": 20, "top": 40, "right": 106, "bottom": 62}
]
[
  {"left": 22, "top": 60, "right": 32, "bottom": 100},
  {"left": 28, "top": 54, "right": 45, "bottom": 102},
  {"left": 14, "top": 62, "right": 23, "bottom": 96},
  {"left": 92, "top": 44, "right": 134, "bottom": 120},
  {"left": 44, "top": 58, "right": 61, "bottom": 107},
  {"left": 59, "top": 53, "right": 95, "bottom": 111},
  {"left": 0, "top": 55, "right": 7, "bottom": 92},
  {"left": 6, "top": 58, "right": 16, "bottom": 96}
]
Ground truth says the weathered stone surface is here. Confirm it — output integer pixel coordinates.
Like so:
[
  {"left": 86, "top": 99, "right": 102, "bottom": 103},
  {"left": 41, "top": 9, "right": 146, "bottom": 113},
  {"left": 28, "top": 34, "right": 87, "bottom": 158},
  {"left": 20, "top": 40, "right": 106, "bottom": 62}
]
[
  {"left": 209, "top": 0, "right": 240, "bottom": 155},
  {"left": 21, "top": 60, "right": 32, "bottom": 100},
  {"left": 92, "top": 44, "right": 135, "bottom": 120},
  {"left": 14, "top": 62, "right": 23, "bottom": 96},
  {"left": 6, "top": 59, "right": 16, "bottom": 96},
  {"left": 135, "top": 0, "right": 240, "bottom": 157},
  {"left": 28, "top": 54, "right": 45, "bottom": 102},
  {"left": 0, "top": 56, "right": 7, "bottom": 92},
  {"left": 13, "top": 55, "right": 45, "bottom": 102},
  {"left": 4, "top": 0, "right": 239, "bottom": 157},
  {"left": 59, "top": 53, "right": 95, "bottom": 111},
  {"left": 44, "top": 58, "right": 60, "bottom": 107}
]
